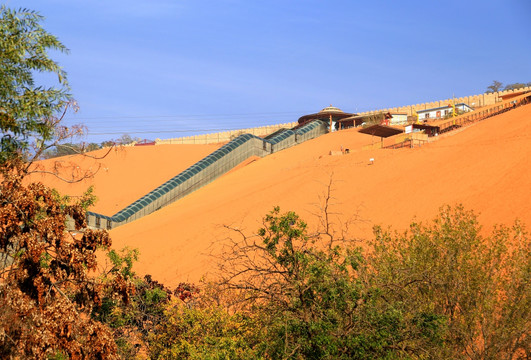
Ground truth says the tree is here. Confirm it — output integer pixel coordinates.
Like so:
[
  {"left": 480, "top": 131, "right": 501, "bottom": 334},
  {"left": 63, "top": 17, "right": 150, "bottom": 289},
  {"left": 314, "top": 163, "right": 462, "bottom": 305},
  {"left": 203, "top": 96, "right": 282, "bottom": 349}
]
[
  {"left": 486, "top": 80, "right": 503, "bottom": 93},
  {"left": 0, "top": 171, "right": 134, "bottom": 358},
  {"left": 369, "top": 205, "right": 530, "bottom": 359},
  {"left": 0, "top": 6, "right": 106, "bottom": 182},
  {"left": 0, "top": 6, "right": 128, "bottom": 358},
  {"left": 486, "top": 81, "right": 531, "bottom": 93},
  {"left": 0, "top": 6, "right": 72, "bottom": 166},
  {"left": 94, "top": 248, "right": 174, "bottom": 358},
  {"left": 129, "top": 203, "right": 530, "bottom": 358},
  {"left": 147, "top": 294, "right": 262, "bottom": 359},
  {"left": 118, "top": 134, "right": 141, "bottom": 146},
  {"left": 503, "top": 82, "right": 529, "bottom": 91},
  {"left": 41, "top": 142, "right": 103, "bottom": 159},
  {"left": 211, "top": 207, "right": 442, "bottom": 359},
  {"left": 361, "top": 111, "right": 389, "bottom": 127}
]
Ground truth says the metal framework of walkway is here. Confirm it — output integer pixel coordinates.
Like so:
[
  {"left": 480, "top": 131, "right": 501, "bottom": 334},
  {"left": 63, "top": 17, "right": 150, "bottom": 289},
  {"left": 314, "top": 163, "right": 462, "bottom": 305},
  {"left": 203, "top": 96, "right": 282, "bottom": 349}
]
[{"left": 86, "top": 120, "right": 328, "bottom": 230}]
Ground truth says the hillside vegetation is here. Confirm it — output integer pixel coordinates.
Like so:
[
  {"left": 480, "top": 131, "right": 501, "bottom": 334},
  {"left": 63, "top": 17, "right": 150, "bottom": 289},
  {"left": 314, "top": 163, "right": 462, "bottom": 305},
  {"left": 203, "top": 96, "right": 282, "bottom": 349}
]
[{"left": 1, "top": 5, "right": 529, "bottom": 358}]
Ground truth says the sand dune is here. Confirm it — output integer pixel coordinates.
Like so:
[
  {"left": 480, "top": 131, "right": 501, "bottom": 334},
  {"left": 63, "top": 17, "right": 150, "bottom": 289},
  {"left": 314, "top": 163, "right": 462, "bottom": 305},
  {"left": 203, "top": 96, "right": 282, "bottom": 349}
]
[
  {"left": 28, "top": 143, "right": 222, "bottom": 214},
  {"left": 101, "top": 104, "right": 531, "bottom": 286},
  {"left": 27, "top": 106, "right": 531, "bottom": 286}
]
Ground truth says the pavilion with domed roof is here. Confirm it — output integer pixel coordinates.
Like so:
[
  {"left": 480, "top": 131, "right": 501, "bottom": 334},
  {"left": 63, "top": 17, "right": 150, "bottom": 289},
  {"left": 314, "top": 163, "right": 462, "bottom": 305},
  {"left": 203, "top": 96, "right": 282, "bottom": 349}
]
[{"left": 297, "top": 105, "right": 358, "bottom": 132}]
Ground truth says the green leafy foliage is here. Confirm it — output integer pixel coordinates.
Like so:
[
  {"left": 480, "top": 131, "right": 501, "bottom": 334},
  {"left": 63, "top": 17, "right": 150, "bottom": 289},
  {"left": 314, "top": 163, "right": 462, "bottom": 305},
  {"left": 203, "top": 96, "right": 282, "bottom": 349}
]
[
  {"left": 148, "top": 301, "right": 262, "bottom": 359},
  {"left": 369, "top": 205, "right": 530, "bottom": 359},
  {"left": 0, "top": 6, "right": 129, "bottom": 358},
  {"left": 143, "top": 206, "right": 529, "bottom": 359},
  {"left": 204, "top": 207, "right": 449, "bottom": 359},
  {"left": 0, "top": 6, "right": 71, "bottom": 165},
  {"left": 94, "top": 247, "right": 180, "bottom": 358}
]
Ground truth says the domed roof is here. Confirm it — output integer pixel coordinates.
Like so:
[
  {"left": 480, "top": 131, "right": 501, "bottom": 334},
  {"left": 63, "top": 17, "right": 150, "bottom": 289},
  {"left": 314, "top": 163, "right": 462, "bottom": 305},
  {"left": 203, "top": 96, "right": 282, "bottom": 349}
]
[
  {"left": 297, "top": 104, "right": 355, "bottom": 125},
  {"left": 319, "top": 104, "right": 344, "bottom": 113}
]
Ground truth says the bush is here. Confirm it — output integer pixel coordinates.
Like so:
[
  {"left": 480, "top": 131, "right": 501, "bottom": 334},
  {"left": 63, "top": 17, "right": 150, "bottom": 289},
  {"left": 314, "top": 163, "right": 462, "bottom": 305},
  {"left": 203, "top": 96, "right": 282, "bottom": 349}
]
[
  {"left": 369, "top": 205, "right": 530, "bottom": 359},
  {"left": 76, "top": 206, "right": 529, "bottom": 359}
]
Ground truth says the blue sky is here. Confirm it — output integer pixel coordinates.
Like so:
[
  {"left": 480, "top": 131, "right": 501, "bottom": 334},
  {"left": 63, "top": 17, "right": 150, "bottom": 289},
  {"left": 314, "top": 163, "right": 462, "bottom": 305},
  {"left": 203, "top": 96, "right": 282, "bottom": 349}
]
[{"left": 5, "top": 0, "right": 531, "bottom": 143}]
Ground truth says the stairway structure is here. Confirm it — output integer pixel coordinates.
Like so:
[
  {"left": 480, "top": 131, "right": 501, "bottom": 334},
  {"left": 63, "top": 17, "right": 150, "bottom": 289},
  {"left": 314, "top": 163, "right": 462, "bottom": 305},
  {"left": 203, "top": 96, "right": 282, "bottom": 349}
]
[{"left": 86, "top": 120, "right": 327, "bottom": 230}]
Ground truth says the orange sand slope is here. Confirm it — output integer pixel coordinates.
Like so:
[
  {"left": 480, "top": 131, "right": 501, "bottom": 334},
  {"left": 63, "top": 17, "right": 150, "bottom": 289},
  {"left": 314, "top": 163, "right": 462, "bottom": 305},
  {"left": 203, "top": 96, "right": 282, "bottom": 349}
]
[
  {"left": 109, "top": 104, "right": 531, "bottom": 286},
  {"left": 29, "top": 144, "right": 221, "bottom": 214}
]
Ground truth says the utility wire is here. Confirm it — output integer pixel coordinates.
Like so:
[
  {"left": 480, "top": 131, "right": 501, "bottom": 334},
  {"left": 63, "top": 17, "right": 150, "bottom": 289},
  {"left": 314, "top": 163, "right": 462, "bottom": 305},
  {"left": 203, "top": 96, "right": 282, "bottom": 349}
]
[
  {"left": 62, "top": 106, "right": 379, "bottom": 138},
  {"left": 65, "top": 110, "right": 309, "bottom": 121},
  {"left": 87, "top": 127, "right": 282, "bottom": 135}
]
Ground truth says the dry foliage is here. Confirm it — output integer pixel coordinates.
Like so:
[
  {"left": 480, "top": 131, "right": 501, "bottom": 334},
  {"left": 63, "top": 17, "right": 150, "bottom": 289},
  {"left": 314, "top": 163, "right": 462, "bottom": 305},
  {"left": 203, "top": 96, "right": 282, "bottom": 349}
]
[{"left": 0, "top": 169, "right": 130, "bottom": 359}]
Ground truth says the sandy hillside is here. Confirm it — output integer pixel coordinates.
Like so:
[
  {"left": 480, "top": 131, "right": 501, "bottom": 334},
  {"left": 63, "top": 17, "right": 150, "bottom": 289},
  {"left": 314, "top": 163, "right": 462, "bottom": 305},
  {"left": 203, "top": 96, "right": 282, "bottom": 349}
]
[
  {"left": 103, "top": 104, "right": 531, "bottom": 286},
  {"left": 28, "top": 144, "right": 222, "bottom": 214}
]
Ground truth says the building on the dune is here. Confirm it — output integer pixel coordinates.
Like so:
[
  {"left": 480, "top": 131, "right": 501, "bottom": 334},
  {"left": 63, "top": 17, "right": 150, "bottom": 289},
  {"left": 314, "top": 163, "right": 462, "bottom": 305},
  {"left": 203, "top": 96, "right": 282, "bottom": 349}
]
[
  {"left": 388, "top": 113, "right": 408, "bottom": 125},
  {"left": 336, "top": 112, "right": 409, "bottom": 128},
  {"left": 297, "top": 105, "right": 356, "bottom": 132},
  {"left": 298, "top": 106, "right": 409, "bottom": 132},
  {"left": 417, "top": 103, "right": 473, "bottom": 120}
]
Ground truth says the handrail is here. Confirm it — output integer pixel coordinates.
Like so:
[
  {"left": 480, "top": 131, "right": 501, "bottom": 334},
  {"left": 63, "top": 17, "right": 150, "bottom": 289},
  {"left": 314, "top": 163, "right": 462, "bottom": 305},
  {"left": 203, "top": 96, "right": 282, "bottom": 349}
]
[
  {"left": 426, "top": 91, "right": 530, "bottom": 133},
  {"left": 86, "top": 120, "right": 328, "bottom": 230}
]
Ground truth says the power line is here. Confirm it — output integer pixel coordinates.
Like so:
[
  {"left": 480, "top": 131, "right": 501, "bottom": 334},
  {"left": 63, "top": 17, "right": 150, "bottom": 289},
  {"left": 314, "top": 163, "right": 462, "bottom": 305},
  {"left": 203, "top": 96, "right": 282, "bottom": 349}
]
[
  {"left": 87, "top": 127, "right": 278, "bottom": 136},
  {"left": 63, "top": 106, "right": 380, "bottom": 138},
  {"left": 68, "top": 118, "right": 297, "bottom": 128},
  {"left": 65, "top": 110, "right": 309, "bottom": 121},
  {"left": 62, "top": 106, "right": 381, "bottom": 128},
  {"left": 66, "top": 113, "right": 301, "bottom": 137}
]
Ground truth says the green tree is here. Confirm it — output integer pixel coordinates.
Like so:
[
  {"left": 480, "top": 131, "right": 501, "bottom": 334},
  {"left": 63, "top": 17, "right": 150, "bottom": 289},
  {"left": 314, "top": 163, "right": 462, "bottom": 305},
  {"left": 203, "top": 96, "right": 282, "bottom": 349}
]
[
  {"left": 215, "top": 207, "right": 439, "bottom": 359},
  {"left": 0, "top": 6, "right": 72, "bottom": 166},
  {"left": 143, "top": 206, "right": 530, "bottom": 359},
  {"left": 148, "top": 299, "right": 262, "bottom": 359},
  {"left": 94, "top": 247, "right": 173, "bottom": 359},
  {"left": 369, "top": 205, "right": 530, "bottom": 359}
]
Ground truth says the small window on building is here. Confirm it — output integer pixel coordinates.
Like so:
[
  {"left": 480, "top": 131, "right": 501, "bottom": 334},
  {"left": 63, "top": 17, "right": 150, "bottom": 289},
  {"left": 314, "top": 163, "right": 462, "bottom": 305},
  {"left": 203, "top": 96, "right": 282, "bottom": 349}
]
[
  {"left": 425, "top": 113, "right": 430, "bottom": 119},
  {"left": 444, "top": 110, "right": 449, "bottom": 116}
]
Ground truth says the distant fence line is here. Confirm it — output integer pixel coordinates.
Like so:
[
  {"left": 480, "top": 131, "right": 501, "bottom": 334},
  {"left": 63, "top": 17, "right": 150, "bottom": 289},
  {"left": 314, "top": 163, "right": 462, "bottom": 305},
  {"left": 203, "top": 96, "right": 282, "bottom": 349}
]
[
  {"left": 152, "top": 88, "right": 530, "bottom": 146},
  {"left": 155, "top": 122, "right": 298, "bottom": 145},
  {"left": 358, "top": 86, "right": 531, "bottom": 116}
]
